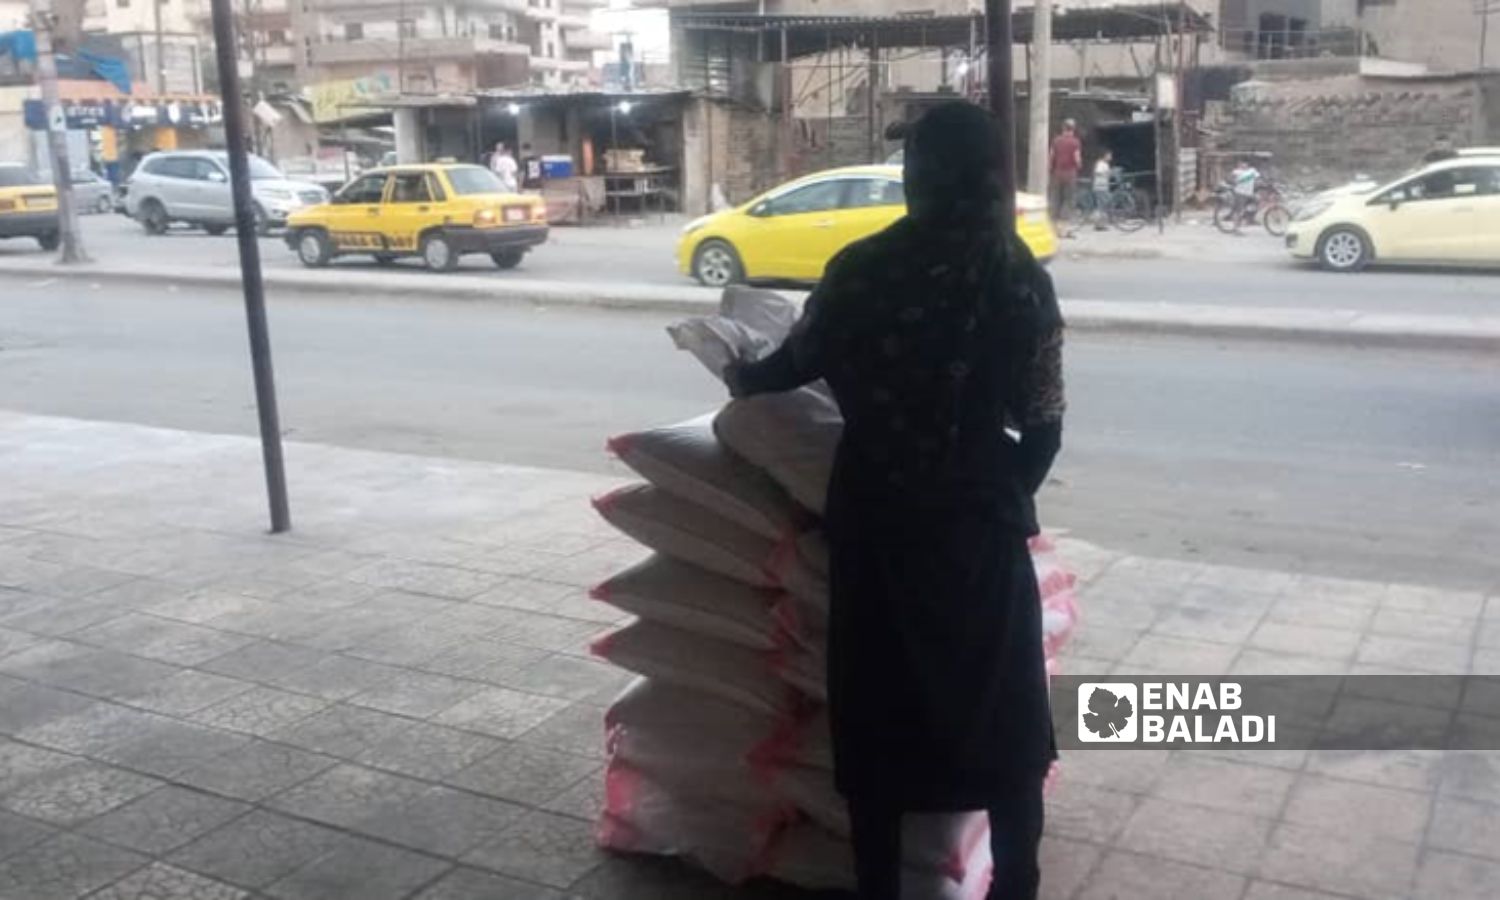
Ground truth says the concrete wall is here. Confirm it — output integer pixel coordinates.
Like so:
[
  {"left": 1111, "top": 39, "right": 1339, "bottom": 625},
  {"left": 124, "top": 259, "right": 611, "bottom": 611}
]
[
  {"left": 681, "top": 97, "right": 780, "bottom": 215},
  {"left": 1361, "top": 0, "right": 1494, "bottom": 73},
  {"left": 1223, "top": 74, "right": 1496, "bottom": 185}
]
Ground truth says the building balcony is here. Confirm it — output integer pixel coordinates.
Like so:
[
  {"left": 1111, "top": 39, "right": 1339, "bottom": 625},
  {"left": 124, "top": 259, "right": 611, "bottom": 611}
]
[
  {"left": 565, "top": 30, "right": 613, "bottom": 52},
  {"left": 256, "top": 44, "right": 295, "bottom": 68},
  {"left": 522, "top": 5, "right": 561, "bottom": 22},
  {"left": 561, "top": 0, "right": 610, "bottom": 9},
  {"left": 454, "top": 0, "right": 530, "bottom": 12},
  {"left": 557, "top": 12, "right": 591, "bottom": 30},
  {"left": 311, "top": 35, "right": 529, "bottom": 67}
]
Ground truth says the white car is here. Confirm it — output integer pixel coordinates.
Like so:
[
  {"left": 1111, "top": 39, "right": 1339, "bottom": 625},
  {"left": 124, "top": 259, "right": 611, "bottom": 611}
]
[
  {"left": 1286, "top": 152, "right": 1500, "bottom": 271},
  {"left": 124, "top": 150, "right": 329, "bottom": 236}
]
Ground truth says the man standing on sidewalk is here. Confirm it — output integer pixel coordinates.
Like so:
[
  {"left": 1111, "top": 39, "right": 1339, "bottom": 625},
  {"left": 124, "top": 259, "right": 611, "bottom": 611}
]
[{"left": 1048, "top": 119, "right": 1083, "bottom": 227}]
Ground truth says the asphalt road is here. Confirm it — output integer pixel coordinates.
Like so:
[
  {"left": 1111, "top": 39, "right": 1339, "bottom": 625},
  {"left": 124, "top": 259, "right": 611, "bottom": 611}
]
[
  {"left": 6, "top": 213, "right": 1499, "bottom": 318},
  {"left": 3, "top": 278, "right": 1497, "bottom": 592}
]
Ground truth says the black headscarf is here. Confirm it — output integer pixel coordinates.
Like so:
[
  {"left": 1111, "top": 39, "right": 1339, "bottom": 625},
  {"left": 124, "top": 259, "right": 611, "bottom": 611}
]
[{"left": 900, "top": 101, "right": 1006, "bottom": 228}]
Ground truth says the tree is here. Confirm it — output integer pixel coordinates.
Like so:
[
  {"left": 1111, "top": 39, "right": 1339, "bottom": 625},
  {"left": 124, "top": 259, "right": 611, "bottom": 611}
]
[{"left": 29, "top": 0, "right": 90, "bottom": 264}]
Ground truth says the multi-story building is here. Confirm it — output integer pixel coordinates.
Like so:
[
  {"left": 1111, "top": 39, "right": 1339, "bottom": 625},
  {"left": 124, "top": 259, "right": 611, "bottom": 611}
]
[
  {"left": 290, "top": 0, "right": 613, "bottom": 95},
  {"left": 83, "top": 0, "right": 208, "bottom": 94}
]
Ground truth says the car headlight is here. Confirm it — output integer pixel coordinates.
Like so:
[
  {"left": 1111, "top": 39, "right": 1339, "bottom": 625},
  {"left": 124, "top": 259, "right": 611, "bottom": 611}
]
[
  {"left": 681, "top": 215, "right": 712, "bottom": 237},
  {"left": 1292, "top": 200, "right": 1333, "bottom": 223}
]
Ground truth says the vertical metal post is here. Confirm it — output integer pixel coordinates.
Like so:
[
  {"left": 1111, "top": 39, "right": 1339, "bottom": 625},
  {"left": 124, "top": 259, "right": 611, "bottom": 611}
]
[
  {"left": 153, "top": 0, "right": 165, "bottom": 93},
  {"left": 985, "top": 0, "right": 1018, "bottom": 225},
  {"left": 1027, "top": 0, "right": 1052, "bottom": 196},
  {"left": 209, "top": 0, "right": 291, "bottom": 534}
]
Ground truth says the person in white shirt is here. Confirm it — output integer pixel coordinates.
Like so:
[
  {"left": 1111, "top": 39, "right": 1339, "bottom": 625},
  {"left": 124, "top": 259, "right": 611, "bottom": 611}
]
[
  {"left": 489, "top": 142, "right": 519, "bottom": 193},
  {"left": 1090, "top": 150, "right": 1113, "bottom": 230},
  {"left": 1230, "top": 160, "right": 1261, "bottom": 232}
]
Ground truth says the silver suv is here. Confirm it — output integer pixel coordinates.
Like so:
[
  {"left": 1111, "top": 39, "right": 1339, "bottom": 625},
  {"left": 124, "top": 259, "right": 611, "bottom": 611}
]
[{"left": 124, "top": 150, "right": 328, "bottom": 235}]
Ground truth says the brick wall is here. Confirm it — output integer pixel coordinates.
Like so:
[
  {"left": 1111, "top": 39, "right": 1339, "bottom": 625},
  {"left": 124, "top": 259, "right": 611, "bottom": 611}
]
[{"left": 1224, "top": 74, "right": 1494, "bottom": 185}]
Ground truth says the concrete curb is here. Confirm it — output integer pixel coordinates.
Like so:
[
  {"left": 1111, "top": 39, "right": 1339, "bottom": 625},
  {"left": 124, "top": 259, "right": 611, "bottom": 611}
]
[{"left": 4, "top": 260, "right": 1497, "bottom": 353}]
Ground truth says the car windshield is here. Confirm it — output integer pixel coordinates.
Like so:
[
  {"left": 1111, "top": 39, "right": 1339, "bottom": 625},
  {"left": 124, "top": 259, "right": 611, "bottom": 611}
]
[
  {"left": 212, "top": 154, "right": 284, "bottom": 180},
  {"left": 0, "top": 166, "right": 41, "bottom": 187},
  {"left": 445, "top": 167, "right": 507, "bottom": 195}
]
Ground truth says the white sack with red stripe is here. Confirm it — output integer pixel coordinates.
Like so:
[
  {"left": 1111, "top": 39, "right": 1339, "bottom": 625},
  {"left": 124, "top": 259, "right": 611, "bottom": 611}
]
[{"left": 607, "top": 415, "right": 807, "bottom": 540}]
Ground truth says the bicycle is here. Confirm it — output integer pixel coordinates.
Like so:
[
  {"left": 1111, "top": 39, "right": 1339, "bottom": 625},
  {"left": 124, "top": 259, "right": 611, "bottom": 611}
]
[
  {"left": 1075, "top": 171, "right": 1149, "bottom": 233},
  {"left": 1213, "top": 180, "right": 1290, "bottom": 237}
]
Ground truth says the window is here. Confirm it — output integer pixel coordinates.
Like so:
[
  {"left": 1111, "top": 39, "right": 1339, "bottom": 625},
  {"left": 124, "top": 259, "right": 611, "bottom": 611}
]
[
  {"left": 337, "top": 174, "right": 388, "bottom": 204},
  {"left": 1385, "top": 167, "right": 1494, "bottom": 204},
  {"left": 389, "top": 173, "right": 433, "bottom": 204},
  {"left": 0, "top": 166, "right": 40, "bottom": 187},
  {"left": 763, "top": 180, "right": 845, "bottom": 216},
  {"left": 151, "top": 157, "right": 198, "bottom": 180},
  {"left": 116, "top": 0, "right": 129, "bottom": 7},
  {"left": 344, "top": 22, "right": 364, "bottom": 41},
  {"left": 268, "top": 29, "right": 287, "bottom": 45},
  {"left": 843, "top": 178, "right": 905, "bottom": 209},
  {"left": 445, "top": 166, "right": 506, "bottom": 196},
  {"left": 190, "top": 159, "right": 227, "bottom": 182}
]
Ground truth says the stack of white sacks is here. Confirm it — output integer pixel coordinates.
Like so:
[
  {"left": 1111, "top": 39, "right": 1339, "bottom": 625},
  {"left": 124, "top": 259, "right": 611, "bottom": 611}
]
[{"left": 589, "top": 287, "right": 1081, "bottom": 897}]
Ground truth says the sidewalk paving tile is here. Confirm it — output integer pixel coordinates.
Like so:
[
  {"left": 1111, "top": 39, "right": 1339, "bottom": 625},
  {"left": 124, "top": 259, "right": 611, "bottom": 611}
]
[
  {"left": 414, "top": 866, "right": 566, "bottom": 900},
  {"left": 89, "top": 862, "right": 249, "bottom": 900},
  {"left": 2, "top": 413, "right": 1499, "bottom": 899},
  {"left": 461, "top": 809, "right": 602, "bottom": 887},
  {"left": 1413, "top": 850, "right": 1500, "bottom": 900},
  {"left": 1257, "top": 821, "right": 1418, "bottom": 899},
  {"left": 1076, "top": 850, "right": 1246, "bottom": 900},
  {"left": 79, "top": 785, "right": 251, "bottom": 854},
  {"left": 0, "top": 832, "right": 147, "bottom": 900}
]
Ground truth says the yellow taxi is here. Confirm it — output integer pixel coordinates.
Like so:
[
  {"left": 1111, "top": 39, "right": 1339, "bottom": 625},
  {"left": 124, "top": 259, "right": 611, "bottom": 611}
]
[
  {"left": 0, "top": 163, "right": 60, "bottom": 250},
  {"left": 676, "top": 164, "right": 1058, "bottom": 286},
  {"left": 1286, "top": 150, "right": 1500, "bottom": 271},
  {"left": 285, "top": 163, "right": 547, "bottom": 271}
]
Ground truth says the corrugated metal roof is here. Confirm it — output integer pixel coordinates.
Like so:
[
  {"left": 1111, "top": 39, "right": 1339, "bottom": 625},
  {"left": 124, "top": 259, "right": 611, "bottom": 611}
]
[{"left": 678, "top": 3, "right": 1212, "bottom": 58}]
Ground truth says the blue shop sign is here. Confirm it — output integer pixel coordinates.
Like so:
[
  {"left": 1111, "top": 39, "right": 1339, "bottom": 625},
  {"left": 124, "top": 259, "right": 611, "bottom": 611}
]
[{"left": 22, "top": 98, "right": 119, "bottom": 129}]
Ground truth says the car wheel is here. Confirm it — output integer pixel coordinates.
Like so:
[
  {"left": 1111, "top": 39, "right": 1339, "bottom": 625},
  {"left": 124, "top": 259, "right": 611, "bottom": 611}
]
[
  {"left": 204, "top": 224, "right": 228, "bottom": 236},
  {"left": 421, "top": 233, "right": 459, "bottom": 272},
  {"left": 1317, "top": 227, "right": 1371, "bottom": 273},
  {"left": 139, "top": 200, "right": 169, "bottom": 235},
  {"left": 692, "top": 239, "right": 743, "bottom": 287},
  {"left": 252, "top": 203, "right": 271, "bottom": 236},
  {"left": 490, "top": 249, "right": 525, "bottom": 270},
  {"left": 35, "top": 232, "right": 60, "bottom": 251},
  {"left": 295, "top": 229, "right": 333, "bottom": 268},
  {"left": 94, "top": 195, "right": 113, "bottom": 214}
]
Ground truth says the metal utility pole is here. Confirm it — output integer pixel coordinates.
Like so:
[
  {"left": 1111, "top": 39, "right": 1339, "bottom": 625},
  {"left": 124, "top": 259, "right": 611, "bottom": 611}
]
[
  {"left": 1027, "top": 0, "right": 1053, "bottom": 197},
  {"left": 29, "top": 0, "right": 88, "bottom": 263},
  {"left": 985, "top": 0, "right": 1018, "bottom": 224},
  {"left": 208, "top": 0, "right": 291, "bottom": 533},
  {"left": 153, "top": 0, "right": 165, "bottom": 93}
]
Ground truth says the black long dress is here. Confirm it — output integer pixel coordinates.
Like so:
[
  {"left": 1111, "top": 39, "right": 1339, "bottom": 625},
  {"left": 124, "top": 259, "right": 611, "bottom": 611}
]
[{"left": 735, "top": 217, "right": 1066, "bottom": 811}]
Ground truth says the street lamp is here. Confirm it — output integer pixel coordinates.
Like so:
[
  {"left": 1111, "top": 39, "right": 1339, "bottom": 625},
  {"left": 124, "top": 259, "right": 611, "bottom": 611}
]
[
  {"left": 617, "top": 100, "right": 633, "bottom": 115},
  {"left": 507, "top": 102, "right": 521, "bottom": 116}
]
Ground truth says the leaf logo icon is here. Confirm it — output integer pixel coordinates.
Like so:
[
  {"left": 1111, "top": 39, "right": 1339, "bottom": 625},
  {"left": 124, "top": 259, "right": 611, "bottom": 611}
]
[{"left": 1081, "top": 686, "right": 1135, "bottom": 740}]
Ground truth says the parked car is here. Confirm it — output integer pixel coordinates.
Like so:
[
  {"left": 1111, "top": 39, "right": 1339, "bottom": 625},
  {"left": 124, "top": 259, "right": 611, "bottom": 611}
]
[
  {"left": 284, "top": 163, "right": 548, "bottom": 271},
  {"left": 675, "top": 165, "right": 1058, "bottom": 287},
  {"left": 1286, "top": 151, "right": 1500, "bottom": 271},
  {"left": 124, "top": 150, "right": 329, "bottom": 235},
  {"left": 69, "top": 170, "right": 115, "bottom": 214},
  {"left": 0, "top": 163, "right": 59, "bottom": 249}
]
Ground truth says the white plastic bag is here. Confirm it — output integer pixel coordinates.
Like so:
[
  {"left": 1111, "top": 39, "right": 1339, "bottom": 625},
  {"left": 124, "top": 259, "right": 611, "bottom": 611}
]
[
  {"left": 593, "top": 556, "right": 784, "bottom": 650},
  {"left": 667, "top": 286, "right": 800, "bottom": 381},
  {"left": 591, "top": 620, "right": 797, "bottom": 715},
  {"left": 593, "top": 483, "right": 778, "bottom": 587},
  {"left": 608, "top": 415, "right": 805, "bottom": 540},
  {"left": 715, "top": 389, "right": 842, "bottom": 515},
  {"left": 763, "top": 821, "right": 994, "bottom": 897}
]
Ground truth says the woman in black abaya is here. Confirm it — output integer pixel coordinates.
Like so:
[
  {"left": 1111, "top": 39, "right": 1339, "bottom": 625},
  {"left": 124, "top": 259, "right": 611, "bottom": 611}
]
[{"left": 727, "top": 101, "right": 1066, "bottom": 900}]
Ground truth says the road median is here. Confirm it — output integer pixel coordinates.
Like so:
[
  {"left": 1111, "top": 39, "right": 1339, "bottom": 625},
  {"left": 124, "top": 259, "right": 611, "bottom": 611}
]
[{"left": 3, "top": 258, "right": 1496, "bottom": 353}]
